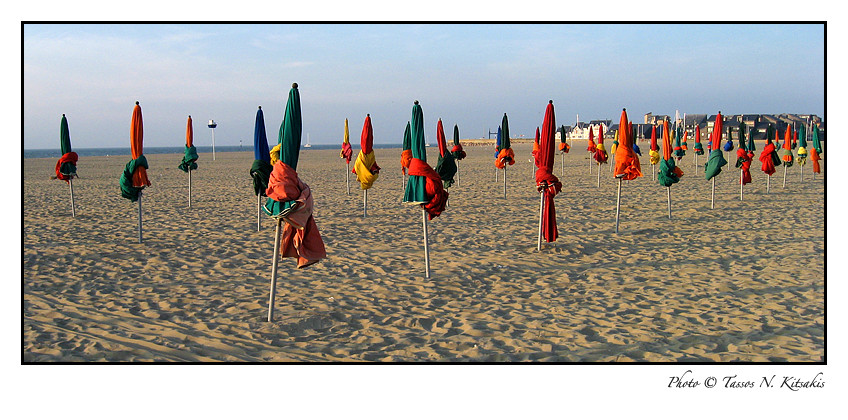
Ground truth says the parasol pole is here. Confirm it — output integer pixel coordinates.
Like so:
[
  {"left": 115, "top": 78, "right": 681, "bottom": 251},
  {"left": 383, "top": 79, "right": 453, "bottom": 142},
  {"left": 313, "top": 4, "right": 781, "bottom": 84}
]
[
  {"left": 495, "top": 166, "right": 498, "bottom": 182},
  {"left": 537, "top": 188, "right": 545, "bottom": 251},
  {"left": 711, "top": 177, "right": 716, "bottom": 209},
  {"left": 503, "top": 165, "right": 507, "bottom": 199},
  {"left": 257, "top": 194, "right": 261, "bottom": 231},
  {"left": 800, "top": 164, "right": 803, "bottom": 183},
  {"left": 667, "top": 186, "right": 672, "bottom": 219},
  {"left": 456, "top": 160, "right": 460, "bottom": 186},
  {"left": 69, "top": 177, "right": 76, "bottom": 217},
  {"left": 363, "top": 189, "right": 368, "bottom": 217},
  {"left": 782, "top": 164, "right": 787, "bottom": 188},
  {"left": 588, "top": 152, "right": 592, "bottom": 174},
  {"left": 694, "top": 154, "right": 698, "bottom": 175},
  {"left": 560, "top": 152, "right": 564, "bottom": 176},
  {"left": 137, "top": 190, "right": 143, "bottom": 243},
  {"left": 651, "top": 163, "right": 655, "bottom": 181},
  {"left": 267, "top": 218, "right": 283, "bottom": 322},
  {"left": 767, "top": 174, "right": 770, "bottom": 193},
  {"left": 597, "top": 163, "right": 601, "bottom": 187},
  {"left": 346, "top": 161, "right": 351, "bottom": 195},
  {"left": 614, "top": 176, "right": 622, "bottom": 234},
  {"left": 188, "top": 168, "right": 192, "bottom": 208},
  {"left": 740, "top": 169, "right": 744, "bottom": 201},
  {"left": 422, "top": 209, "right": 431, "bottom": 278}
]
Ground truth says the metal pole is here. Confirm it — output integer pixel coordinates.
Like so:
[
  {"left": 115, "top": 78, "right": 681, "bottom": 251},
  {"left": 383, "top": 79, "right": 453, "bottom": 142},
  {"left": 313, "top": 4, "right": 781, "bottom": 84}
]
[
  {"left": 767, "top": 174, "right": 770, "bottom": 194},
  {"left": 740, "top": 170, "right": 744, "bottom": 201},
  {"left": 363, "top": 189, "right": 368, "bottom": 217},
  {"left": 456, "top": 160, "right": 460, "bottom": 186},
  {"left": 614, "top": 177, "right": 622, "bottom": 234},
  {"left": 597, "top": 163, "right": 601, "bottom": 187},
  {"left": 588, "top": 152, "right": 592, "bottom": 174},
  {"left": 667, "top": 186, "right": 672, "bottom": 219},
  {"left": 711, "top": 177, "right": 716, "bottom": 209},
  {"left": 422, "top": 209, "right": 430, "bottom": 279},
  {"left": 783, "top": 164, "right": 787, "bottom": 188},
  {"left": 257, "top": 194, "right": 261, "bottom": 232},
  {"left": 212, "top": 128, "right": 216, "bottom": 161},
  {"left": 800, "top": 164, "right": 804, "bottom": 183},
  {"left": 188, "top": 169, "right": 192, "bottom": 208},
  {"left": 651, "top": 163, "right": 655, "bottom": 181},
  {"left": 537, "top": 189, "right": 545, "bottom": 251},
  {"left": 346, "top": 162, "right": 350, "bottom": 195},
  {"left": 503, "top": 165, "right": 507, "bottom": 199},
  {"left": 69, "top": 177, "right": 76, "bottom": 217},
  {"left": 694, "top": 155, "right": 698, "bottom": 175},
  {"left": 267, "top": 218, "right": 283, "bottom": 322},
  {"left": 138, "top": 191, "right": 143, "bottom": 244},
  {"left": 495, "top": 167, "right": 498, "bottom": 182}
]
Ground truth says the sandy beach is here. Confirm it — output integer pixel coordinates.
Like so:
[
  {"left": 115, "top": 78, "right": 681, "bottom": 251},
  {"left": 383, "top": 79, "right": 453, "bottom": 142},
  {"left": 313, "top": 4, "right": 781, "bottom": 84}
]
[{"left": 23, "top": 142, "right": 824, "bottom": 362}]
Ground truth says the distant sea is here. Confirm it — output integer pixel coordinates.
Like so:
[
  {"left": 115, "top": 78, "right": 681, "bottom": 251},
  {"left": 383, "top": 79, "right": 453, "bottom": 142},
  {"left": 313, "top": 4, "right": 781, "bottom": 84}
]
[{"left": 23, "top": 143, "right": 406, "bottom": 159}]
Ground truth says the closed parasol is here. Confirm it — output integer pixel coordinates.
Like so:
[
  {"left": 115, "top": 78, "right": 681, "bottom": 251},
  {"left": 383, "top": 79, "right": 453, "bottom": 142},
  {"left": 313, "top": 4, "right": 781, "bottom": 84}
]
[
  {"left": 353, "top": 114, "right": 380, "bottom": 216},
  {"left": 536, "top": 101, "right": 562, "bottom": 250},
  {"left": 657, "top": 119, "right": 683, "bottom": 219},
  {"left": 250, "top": 106, "right": 272, "bottom": 231},
  {"left": 54, "top": 114, "right": 78, "bottom": 217},
  {"left": 119, "top": 102, "right": 151, "bottom": 243},
  {"left": 704, "top": 112, "right": 727, "bottom": 209},
  {"left": 341, "top": 118, "right": 353, "bottom": 194},
  {"left": 613, "top": 108, "right": 642, "bottom": 233},
  {"left": 403, "top": 100, "right": 448, "bottom": 278},
  {"left": 451, "top": 124, "right": 466, "bottom": 185},
  {"left": 264, "top": 83, "right": 327, "bottom": 322},
  {"left": 434, "top": 118, "right": 457, "bottom": 188},
  {"left": 178, "top": 115, "right": 199, "bottom": 208}
]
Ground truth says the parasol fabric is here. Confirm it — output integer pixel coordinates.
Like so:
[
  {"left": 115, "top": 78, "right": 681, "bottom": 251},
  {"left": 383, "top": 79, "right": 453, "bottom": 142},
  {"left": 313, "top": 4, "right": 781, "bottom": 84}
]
[
  {"left": 558, "top": 125, "right": 570, "bottom": 153},
  {"left": 658, "top": 120, "right": 683, "bottom": 187},
  {"left": 610, "top": 130, "right": 619, "bottom": 155},
  {"left": 704, "top": 112, "right": 727, "bottom": 181},
  {"left": 120, "top": 102, "right": 151, "bottom": 202},
  {"left": 434, "top": 118, "right": 457, "bottom": 188},
  {"left": 265, "top": 83, "right": 304, "bottom": 216},
  {"left": 693, "top": 125, "right": 705, "bottom": 155},
  {"left": 495, "top": 113, "right": 515, "bottom": 169},
  {"left": 263, "top": 83, "right": 326, "bottom": 268},
  {"left": 759, "top": 130, "right": 778, "bottom": 176},
  {"left": 781, "top": 126, "right": 794, "bottom": 168},
  {"left": 592, "top": 126, "right": 607, "bottom": 164},
  {"left": 250, "top": 106, "right": 273, "bottom": 196},
  {"left": 648, "top": 125, "right": 660, "bottom": 165},
  {"left": 340, "top": 118, "right": 353, "bottom": 164},
  {"left": 736, "top": 148, "right": 753, "bottom": 185},
  {"left": 451, "top": 124, "right": 466, "bottom": 160},
  {"left": 613, "top": 109, "right": 642, "bottom": 180},
  {"left": 586, "top": 125, "right": 597, "bottom": 153},
  {"left": 265, "top": 160, "right": 326, "bottom": 268},
  {"left": 537, "top": 101, "right": 562, "bottom": 243},
  {"left": 495, "top": 126, "right": 502, "bottom": 158},
  {"left": 353, "top": 114, "right": 381, "bottom": 190},
  {"left": 178, "top": 115, "right": 199, "bottom": 172},
  {"left": 673, "top": 124, "right": 685, "bottom": 161},
  {"left": 401, "top": 122, "right": 413, "bottom": 174},
  {"left": 796, "top": 124, "right": 808, "bottom": 166},
  {"left": 723, "top": 126, "right": 734, "bottom": 152},
  {"left": 532, "top": 127, "right": 541, "bottom": 168},
  {"left": 55, "top": 114, "right": 78, "bottom": 182},
  {"left": 631, "top": 123, "right": 641, "bottom": 156},
  {"left": 404, "top": 101, "right": 448, "bottom": 219},
  {"left": 810, "top": 124, "right": 822, "bottom": 173}
]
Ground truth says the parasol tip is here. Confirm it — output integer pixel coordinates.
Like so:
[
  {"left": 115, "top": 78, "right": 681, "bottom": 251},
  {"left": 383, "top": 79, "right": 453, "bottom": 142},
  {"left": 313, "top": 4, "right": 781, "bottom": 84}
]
[
  {"left": 292, "top": 82, "right": 298, "bottom": 89},
  {"left": 414, "top": 100, "right": 419, "bottom": 105},
  {"left": 549, "top": 100, "right": 553, "bottom": 104},
  {"left": 62, "top": 113, "right": 65, "bottom": 117},
  {"left": 135, "top": 101, "right": 139, "bottom": 105},
  {"left": 258, "top": 105, "right": 261, "bottom": 110},
  {"left": 367, "top": 113, "right": 370, "bottom": 117}
]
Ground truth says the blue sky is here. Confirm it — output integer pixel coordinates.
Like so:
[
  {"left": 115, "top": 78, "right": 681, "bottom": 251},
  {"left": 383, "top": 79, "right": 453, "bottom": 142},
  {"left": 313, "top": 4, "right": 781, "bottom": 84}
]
[{"left": 23, "top": 23, "right": 824, "bottom": 149}]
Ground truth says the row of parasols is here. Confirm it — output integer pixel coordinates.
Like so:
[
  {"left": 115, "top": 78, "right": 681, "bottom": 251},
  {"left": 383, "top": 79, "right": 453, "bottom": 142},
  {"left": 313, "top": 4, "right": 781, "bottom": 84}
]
[{"left": 50, "top": 85, "right": 824, "bottom": 322}]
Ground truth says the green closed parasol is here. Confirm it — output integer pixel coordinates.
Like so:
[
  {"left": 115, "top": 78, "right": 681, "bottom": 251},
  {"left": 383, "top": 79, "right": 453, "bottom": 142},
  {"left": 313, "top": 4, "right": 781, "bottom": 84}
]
[
  {"left": 704, "top": 112, "right": 727, "bottom": 209},
  {"left": 55, "top": 114, "right": 79, "bottom": 216},
  {"left": 178, "top": 115, "right": 199, "bottom": 208}
]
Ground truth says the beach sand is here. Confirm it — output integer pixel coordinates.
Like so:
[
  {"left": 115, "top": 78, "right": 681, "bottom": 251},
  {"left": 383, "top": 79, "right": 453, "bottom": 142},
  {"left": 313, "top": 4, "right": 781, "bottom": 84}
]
[{"left": 23, "top": 142, "right": 824, "bottom": 362}]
